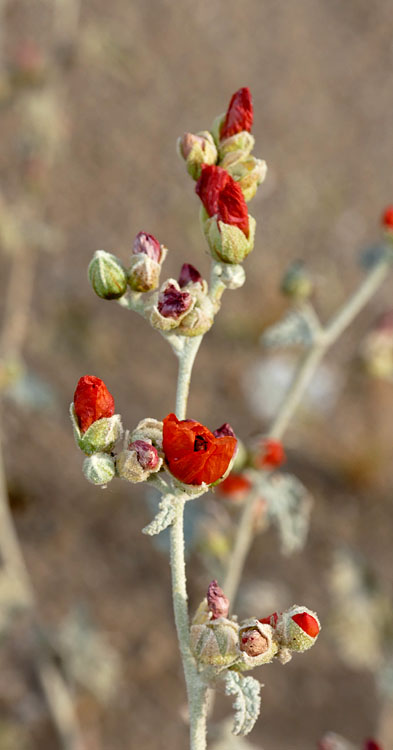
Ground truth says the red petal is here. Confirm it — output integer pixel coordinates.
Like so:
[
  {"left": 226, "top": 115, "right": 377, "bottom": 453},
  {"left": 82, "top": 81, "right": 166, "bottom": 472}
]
[
  {"left": 382, "top": 205, "right": 393, "bottom": 229},
  {"left": 217, "top": 179, "right": 249, "bottom": 237},
  {"left": 292, "top": 612, "right": 320, "bottom": 637},
  {"left": 259, "top": 439, "right": 286, "bottom": 469},
  {"left": 220, "top": 87, "right": 253, "bottom": 140},
  {"left": 217, "top": 473, "right": 251, "bottom": 499},
  {"left": 195, "top": 165, "right": 230, "bottom": 217},
  {"left": 74, "top": 375, "right": 115, "bottom": 433}
]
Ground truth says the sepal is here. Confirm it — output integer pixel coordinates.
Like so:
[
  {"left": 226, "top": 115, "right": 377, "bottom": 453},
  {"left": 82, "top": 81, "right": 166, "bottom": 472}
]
[{"left": 70, "top": 404, "right": 122, "bottom": 455}]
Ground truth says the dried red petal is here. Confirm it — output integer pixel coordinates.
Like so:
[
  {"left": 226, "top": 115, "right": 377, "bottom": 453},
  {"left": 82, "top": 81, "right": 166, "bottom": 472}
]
[
  {"left": 178, "top": 263, "right": 203, "bottom": 288},
  {"left": 292, "top": 612, "right": 320, "bottom": 638},
  {"left": 382, "top": 205, "right": 393, "bottom": 230},
  {"left": 207, "top": 580, "right": 230, "bottom": 619},
  {"left": 195, "top": 165, "right": 230, "bottom": 217},
  {"left": 220, "top": 87, "right": 253, "bottom": 140},
  {"left": 217, "top": 179, "right": 249, "bottom": 237},
  {"left": 217, "top": 473, "right": 251, "bottom": 500},
  {"left": 162, "top": 413, "right": 236, "bottom": 485},
  {"left": 157, "top": 283, "right": 192, "bottom": 318},
  {"left": 133, "top": 231, "right": 162, "bottom": 262},
  {"left": 74, "top": 375, "right": 115, "bottom": 433},
  {"left": 258, "top": 438, "right": 286, "bottom": 469}
]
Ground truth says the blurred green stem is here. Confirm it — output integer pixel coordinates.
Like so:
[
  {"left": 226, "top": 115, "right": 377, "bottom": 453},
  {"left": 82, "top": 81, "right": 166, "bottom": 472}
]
[{"left": 224, "top": 255, "right": 392, "bottom": 604}]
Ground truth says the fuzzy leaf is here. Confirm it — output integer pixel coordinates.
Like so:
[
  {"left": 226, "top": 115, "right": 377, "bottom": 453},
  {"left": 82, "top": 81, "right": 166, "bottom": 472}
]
[
  {"left": 142, "top": 494, "right": 176, "bottom": 535},
  {"left": 224, "top": 671, "right": 261, "bottom": 736},
  {"left": 261, "top": 310, "right": 315, "bottom": 349},
  {"left": 262, "top": 473, "right": 312, "bottom": 554}
]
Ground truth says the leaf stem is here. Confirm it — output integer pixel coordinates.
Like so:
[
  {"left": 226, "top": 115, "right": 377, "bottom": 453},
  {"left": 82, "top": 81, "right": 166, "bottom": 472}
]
[{"left": 224, "top": 256, "right": 392, "bottom": 604}]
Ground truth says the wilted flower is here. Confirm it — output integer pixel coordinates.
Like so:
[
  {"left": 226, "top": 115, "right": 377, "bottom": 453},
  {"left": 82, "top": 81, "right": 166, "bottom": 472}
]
[
  {"left": 162, "top": 413, "right": 237, "bottom": 486},
  {"left": 207, "top": 580, "right": 230, "bottom": 619},
  {"left": 133, "top": 231, "right": 162, "bottom": 262},
  {"left": 129, "top": 231, "right": 167, "bottom": 292},
  {"left": 178, "top": 262, "right": 204, "bottom": 289}
]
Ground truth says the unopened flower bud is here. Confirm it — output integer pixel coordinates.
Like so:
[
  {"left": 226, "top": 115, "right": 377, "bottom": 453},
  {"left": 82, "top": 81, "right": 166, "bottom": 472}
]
[
  {"left": 130, "top": 418, "right": 163, "bottom": 451},
  {"left": 128, "top": 232, "right": 167, "bottom": 292},
  {"left": 207, "top": 580, "right": 230, "bottom": 619},
  {"left": 83, "top": 453, "right": 115, "bottom": 486},
  {"left": 116, "top": 438, "right": 162, "bottom": 483},
  {"left": 178, "top": 296, "right": 215, "bottom": 337},
  {"left": 240, "top": 628, "right": 269, "bottom": 657},
  {"left": 223, "top": 154, "right": 267, "bottom": 202},
  {"left": 190, "top": 618, "right": 239, "bottom": 667},
  {"left": 275, "top": 605, "right": 320, "bottom": 652},
  {"left": 201, "top": 208, "right": 256, "bottom": 265},
  {"left": 133, "top": 231, "right": 162, "bottom": 262},
  {"left": 178, "top": 263, "right": 204, "bottom": 288},
  {"left": 177, "top": 131, "right": 217, "bottom": 180},
  {"left": 73, "top": 375, "right": 115, "bottom": 432},
  {"left": 281, "top": 260, "right": 313, "bottom": 301},
  {"left": 88, "top": 250, "right": 128, "bottom": 300}
]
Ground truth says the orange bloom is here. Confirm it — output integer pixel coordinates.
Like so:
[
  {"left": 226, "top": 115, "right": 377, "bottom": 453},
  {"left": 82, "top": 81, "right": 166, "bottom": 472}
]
[
  {"left": 258, "top": 438, "right": 286, "bottom": 469},
  {"left": 162, "top": 413, "right": 237, "bottom": 485},
  {"left": 217, "top": 473, "right": 252, "bottom": 501}
]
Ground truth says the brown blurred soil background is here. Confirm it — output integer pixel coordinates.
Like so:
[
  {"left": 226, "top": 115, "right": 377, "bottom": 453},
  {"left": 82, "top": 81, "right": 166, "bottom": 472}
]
[{"left": 0, "top": 1, "right": 392, "bottom": 748}]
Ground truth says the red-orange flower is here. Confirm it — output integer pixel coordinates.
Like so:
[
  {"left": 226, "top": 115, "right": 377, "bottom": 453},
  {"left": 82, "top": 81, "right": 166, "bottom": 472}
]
[
  {"left": 74, "top": 375, "right": 115, "bottom": 433},
  {"left": 195, "top": 165, "right": 249, "bottom": 237},
  {"left": 217, "top": 473, "right": 252, "bottom": 501},
  {"left": 257, "top": 438, "right": 286, "bottom": 469},
  {"left": 382, "top": 205, "right": 393, "bottom": 230},
  {"left": 220, "top": 87, "right": 253, "bottom": 140},
  {"left": 162, "top": 413, "right": 237, "bottom": 485}
]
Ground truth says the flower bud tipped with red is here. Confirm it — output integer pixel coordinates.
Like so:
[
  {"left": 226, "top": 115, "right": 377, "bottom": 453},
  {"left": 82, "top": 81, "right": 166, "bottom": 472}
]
[
  {"left": 196, "top": 165, "right": 230, "bottom": 217},
  {"left": 257, "top": 438, "right": 286, "bottom": 470},
  {"left": 207, "top": 580, "right": 230, "bottom": 619},
  {"left": 240, "top": 628, "right": 269, "bottom": 657},
  {"left": 275, "top": 605, "right": 320, "bottom": 652},
  {"left": 133, "top": 231, "right": 162, "bottom": 262},
  {"left": 157, "top": 283, "right": 193, "bottom": 319},
  {"left": 74, "top": 376, "right": 115, "bottom": 433},
  {"left": 128, "top": 439, "right": 160, "bottom": 471},
  {"left": 196, "top": 165, "right": 249, "bottom": 238},
  {"left": 382, "top": 206, "right": 393, "bottom": 231},
  {"left": 291, "top": 611, "right": 320, "bottom": 638},
  {"left": 178, "top": 263, "right": 203, "bottom": 288},
  {"left": 220, "top": 87, "right": 253, "bottom": 141},
  {"left": 258, "top": 612, "right": 279, "bottom": 628}
]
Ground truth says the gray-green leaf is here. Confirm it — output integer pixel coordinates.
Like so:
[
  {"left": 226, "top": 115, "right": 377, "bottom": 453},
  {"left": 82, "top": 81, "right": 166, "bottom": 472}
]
[
  {"left": 224, "top": 671, "right": 261, "bottom": 736},
  {"left": 261, "top": 473, "right": 312, "bottom": 555}
]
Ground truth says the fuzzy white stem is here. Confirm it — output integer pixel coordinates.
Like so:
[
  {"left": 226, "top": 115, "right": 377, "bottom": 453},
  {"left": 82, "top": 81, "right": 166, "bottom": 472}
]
[
  {"left": 224, "top": 257, "right": 392, "bottom": 606},
  {"left": 175, "top": 336, "right": 203, "bottom": 420}
]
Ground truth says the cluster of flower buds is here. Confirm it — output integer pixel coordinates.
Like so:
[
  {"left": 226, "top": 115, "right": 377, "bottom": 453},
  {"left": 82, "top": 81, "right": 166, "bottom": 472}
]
[
  {"left": 178, "top": 87, "right": 266, "bottom": 264},
  {"left": 190, "top": 581, "right": 320, "bottom": 672},
  {"left": 70, "top": 375, "right": 122, "bottom": 486}
]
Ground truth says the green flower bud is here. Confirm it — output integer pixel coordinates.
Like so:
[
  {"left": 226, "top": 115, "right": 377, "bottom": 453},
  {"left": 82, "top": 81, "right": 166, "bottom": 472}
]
[
  {"left": 88, "top": 250, "right": 128, "bottom": 300},
  {"left": 281, "top": 261, "right": 313, "bottom": 301},
  {"left": 201, "top": 207, "right": 256, "bottom": 264},
  {"left": 70, "top": 404, "right": 122, "bottom": 456},
  {"left": 83, "top": 453, "right": 116, "bottom": 486},
  {"left": 177, "top": 131, "right": 218, "bottom": 180},
  {"left": 190, "top": 617, "right": 239, "bottom": 668},
  {"left": 223, "top": 155, "right": 267, "bottom": 202},
  {"left": 218, "top": 131, "right": 255, "bottom": 161}
]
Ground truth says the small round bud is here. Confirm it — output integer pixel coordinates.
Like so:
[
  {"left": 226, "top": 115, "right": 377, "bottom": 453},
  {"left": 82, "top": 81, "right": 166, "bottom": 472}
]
[
  {"left": 116, "top": 439, "right": 162, "bottom": 483},
  {"left": 83, "top": 453, "right": 115, "bottom": 486},
  {"left": 275, "top": 605, "right": 320, "bottom": 652},
  {"left": 88, "top": 250, "right": 128, "bottom": 300},
  {"left": 133, "top": 231, "right": 162, "bottom": 262},
  {"left": 240, "top": 628, "right": 269, "bottom": 657},
  {"left": 177, "top": 131, "right": 217, "bottom": 180},
  {"left": 281, "top": 260, "right": 313, "bottom": 301},
  {"left": 381, "top": 205, "right": 393, "bottom": 232},
  {"left": 207, "top": 580, "right": 230, "bottom": 619},
  {"left": 190, "top": 618, "right": 239, "bottom": 667}
]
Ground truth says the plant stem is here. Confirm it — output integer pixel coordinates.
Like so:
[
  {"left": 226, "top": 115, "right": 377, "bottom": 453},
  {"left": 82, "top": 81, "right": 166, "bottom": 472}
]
[
  {"left": 175, "top": 336, "right": 203, "bottom": 420},
  {"left": 224, "top": 256, "right": 391, "bottom": 605}
]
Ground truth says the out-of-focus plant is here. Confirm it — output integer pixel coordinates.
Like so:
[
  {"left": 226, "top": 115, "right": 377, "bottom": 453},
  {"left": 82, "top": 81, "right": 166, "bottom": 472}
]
[{"left": 71, "top": 86, "right": 393, "bottom": 750}]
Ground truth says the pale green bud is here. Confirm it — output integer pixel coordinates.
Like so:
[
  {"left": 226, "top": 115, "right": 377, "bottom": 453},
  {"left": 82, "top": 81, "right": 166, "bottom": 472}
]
[
  {"left": 201, "top": 207, "right": 256, "bottom": 264},
  {"left": 219, "top": 263, "right": 246, "bottom": 289},
  {"left": 130, "top": 418, "right": 163, "bottom": 451},
  {"left": 178, "top": 295, "right": 215, "bottom": 337},
  {"left": 70, "top": 404, "right": 122, "bottom": 456},
  {"left": 223, "top": 155, "right": 267, "bottom": 202},
  {"left": 83, "top": 453, "right": 116, "bottom": 485},
  {"left": 190, "top": 618, "right": 240, "bottom": 667},
  {"left": 211, "top": 113, "right": 225, "bottom": 147},
  {"left": 281, "top": 261, "right": 313, "bottom": 301},
  {"left": 88, "top": 250, "right": 128, "bottom": 300},
  {"left": 218, "top": 131, "right": 255, "bottom": 161},
  {"left": 177, "top": 131, "right": 218, "bottom": 180}
]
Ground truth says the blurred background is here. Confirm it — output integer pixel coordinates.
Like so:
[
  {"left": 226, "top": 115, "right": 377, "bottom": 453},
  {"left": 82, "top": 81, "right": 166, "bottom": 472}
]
[{"left": 0, "top": 1, "right": 392, "bottom": 748}]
